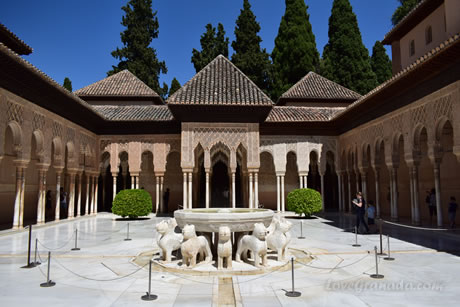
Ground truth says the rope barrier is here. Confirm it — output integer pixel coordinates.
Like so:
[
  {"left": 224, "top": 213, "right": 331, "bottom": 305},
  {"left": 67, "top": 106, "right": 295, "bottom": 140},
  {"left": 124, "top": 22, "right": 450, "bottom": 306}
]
[
  {"left": 381, "top": 220, "right": 449, "bottom": 231},
  {"left": 37, "top": 233, "right": 75, "bottom": 251},
  {"left": 295, "top": 253, "right": 370, "bottom": 271}
]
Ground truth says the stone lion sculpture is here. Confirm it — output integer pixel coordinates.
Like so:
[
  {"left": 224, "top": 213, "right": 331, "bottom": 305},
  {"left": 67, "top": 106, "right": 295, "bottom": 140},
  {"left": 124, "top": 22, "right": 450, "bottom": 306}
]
[
  {"left": 235, "top": 222, "right": 268, "bottom": 268},
  {"left": 217, "top": 226, "right": 232, "bottom": 270},
  {"left": 181, "top": 224, "right": 212, "bottom": 268},
  {"left": 156, "top": 218, "right": 183, "bottom": 263},
  {"left": 267, "top": 216, "right": 292, "bottom": 261}
]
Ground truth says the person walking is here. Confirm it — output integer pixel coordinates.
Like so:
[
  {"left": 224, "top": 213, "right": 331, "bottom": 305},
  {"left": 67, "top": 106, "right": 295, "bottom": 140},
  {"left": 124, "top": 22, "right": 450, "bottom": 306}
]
[{"left": 353, "top": 192, "right": 369, "bottom": 234}]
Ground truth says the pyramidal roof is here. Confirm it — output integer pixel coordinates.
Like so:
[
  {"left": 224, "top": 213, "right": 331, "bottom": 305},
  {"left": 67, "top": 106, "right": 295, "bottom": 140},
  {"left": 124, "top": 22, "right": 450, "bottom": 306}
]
[
  {"left": 75, "top": 70, "right": 160, "bottom": 99},
  {"left": 167, "top": 55, "right": 273, "bottom": 106},
  {"left": 280, "top": 72, "right": 361, "bottom": 102}
]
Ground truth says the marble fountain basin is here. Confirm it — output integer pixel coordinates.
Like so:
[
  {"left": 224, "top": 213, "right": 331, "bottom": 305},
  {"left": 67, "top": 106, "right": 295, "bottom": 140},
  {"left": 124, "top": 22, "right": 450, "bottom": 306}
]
[{"left": 174, "top": 208, "right": 274, "bottom": 232}]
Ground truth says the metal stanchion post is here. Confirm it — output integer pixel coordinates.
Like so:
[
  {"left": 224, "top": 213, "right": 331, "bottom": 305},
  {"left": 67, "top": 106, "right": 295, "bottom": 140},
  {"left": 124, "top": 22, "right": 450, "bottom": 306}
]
[
  {"left": 40, "top": 251, "right": 56, "bottom": 287},
  {"left": 378, "top": 220, "right": 386, "bottom": 255},
  {"left": 383, "top": 235, "right": 395, "bottom": 261},
  {"left": 22, "top": 225, "right": 36, "bottom": 268},
  {"left": 370, "top": 246, "right": 384, "bottom": 279},
  {"left": 141, "top": 260, "right": 157, "bottom": 301},
  {"left": 352, "top": 226, "right": 361, "bottom": 247},
  {"left": 34, "top": 238, "right": 41, "bottom": 266},
  {"left": 285, "top": 257, "right": 301, "bottom": 297},
  {"left": 71, "top": 229, "right": 80, "bottom": 251},
  {"left": 298, "top": 221, "right": 305, "bottom": 239},
  {"left": 125, "top": 223, "right": 132, "bottom": 241}
]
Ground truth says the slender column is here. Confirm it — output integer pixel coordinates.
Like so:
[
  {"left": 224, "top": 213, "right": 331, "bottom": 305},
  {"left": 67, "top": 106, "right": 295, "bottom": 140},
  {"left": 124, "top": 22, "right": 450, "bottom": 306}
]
[
  {"left": 254, "top": 173, "right": 259, "bottom": 208},
  {"left": 391, "top": 167, "right": 399, "bottom": 222},
  {"left": 76, "top": 173, "right": 82, "bottom": 217},
  {"left": 36, "top": 170, "right": 46, "bottom": 225},
  {"left": 85, "top": 173, "right": 90, "bottom": 215},
  {"left": 54, "top": 171, "right": 62, "bottom": 222},
  {"left": 160, "top": 176, "right": 164, "bottom": 212},
  {"left": 276, "top": 175, "right": 281, "bottom": 212},
  {"left": 281, "top": 175, "right": 285, "bottom": 212},
  {"left": 355, "top": 171, "right": 360, "bottom": 193},
  {"left": 101, "top": 174, "right": 106, "bottom": 212},
  {"left": 90, "top": 176, "right": 95, "bottom": 214},
  {"left": 131, "top": 176, "right": 134, "bottom": 189},
  {"left": 337, "top": 172, "right": 343, "bottom": 211},
  {"left": 412, "top": 166, "right": 421, "bottom": 225},
  {"left": 112, "top": 173, "right": 118, "bottom": 201},
  {"left": 340, "top": 173, "right": 346, "bottom": 212},
  {"left": 304, "top": 176, "right": 308, "bottom": 188},
  {"left": 249, "top": 172, "right": 253, "bottom": 209},
  {"left": 156, "top": 176, "right": 160, "bottom": 212},
  {"left": 188, "top": 173, "right": 192, "bottom": 209},
  {"left": 361, "top": 172, "right": 368, "bottom": 209},
  {"left": 232, "top": 172, "right": 236, "bottom": 209},
  {"left": 205, "top": 171, "right": 210, "bottom": 208},
  {"left": 94, "top": 176, "right": 99, "bottom": 214},
  {"left": 374, "top": 168, "right": 381, "bottom": 218},
  {"left": 433, "top": 163, "right": 443, "bottom": 227},
  {"left": 347, "top": 172, "right": 352, "bottom": 212},
  {"left": 299, "top": 175, "right": 303, "bottom": 189},
  {"left": 41, "top": 171, "right": 47, "bottom": 223},
  {"left": 183, "top": 172, "right": 187, "bottom": 209},
  {"left": 67, "top": 173, "right": 76, "bottom": 219},
  {"left": 409, "top": 168, "right": 415, "bottom": 224},
  {"left": 320, "top": 173, "right": 325, "bottom": 211}
]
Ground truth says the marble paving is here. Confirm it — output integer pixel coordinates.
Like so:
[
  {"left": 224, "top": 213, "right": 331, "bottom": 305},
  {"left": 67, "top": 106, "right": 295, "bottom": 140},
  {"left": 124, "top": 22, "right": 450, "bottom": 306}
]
[{"left": 0, "top": 212, "right": 459, "bottom": 306}]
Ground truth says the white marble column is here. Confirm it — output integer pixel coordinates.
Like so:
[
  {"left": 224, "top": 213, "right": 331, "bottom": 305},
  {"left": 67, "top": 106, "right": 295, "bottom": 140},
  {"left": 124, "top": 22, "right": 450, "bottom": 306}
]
[
  {"left": 276, "top": 175, "right": 280, "bottom": 212},
  {"left": 281, "top": 175, "right": 285, "bottom": 212},
  {"left": 337, "top": 172, "right": 342, "bottom": 211},
  {"left": 412, "top": 166, "right": 421, "bottom": 225},
  {"left": 54, "top": 171, "right": 62, "bottom": 222},
  {"left": 361, "top": 171, "right": 368, "bottom": 209},
  {"left": 188, "top": 173, "right": 192, "bottom": 209},
  {"left": 231, "top": 172, "right": 236, "bottom": 209},
  {"left": 374, "top": 168, "right": 381, "bottom": 218},
  {"left": 205, "top": 171, "right": 210, "bottom": 208},
  {"left": 433, "top": 163, "right": 443, "bottom": 227},
  {"left": 101, "top": 174, "right": 106, "bottom": 212},
  {"left": 409, "top": 168, "right": 415, "bottom": 224},
  {"left": 347, "top": 172, "right": 352, "bottom": 212},
  {"left": 90, "top": 176, "right": 96, "bottom": 214},
  {"left": 390, "top": 167, "right": 399, "bottom": 222},
  {"left": 36, "top": 169, "right": 46, "bottom": 225},
  {"left": 183, "top": 172, "right": 187, "bottom": 209},
  {"left": 160, "top": 176, "right": 164, "bottom": 212},
  {"left": 85, "top": 174, "right": 90, "bottom": 215},
  {"left": 254, "top": 173, "right": 259, "bottom": 208},
  {"left": 156, "top": 176, "right": 160, "bottom": 212},
  {"left": 112, "top": 173, "right": 118, "bottom": 201},
  {"left": 68, "top": 173, "right": 76, "bottom": 219},
  {"left": 76, "top": 173, "right": 82, "bottom": 217},
  {"left": 304, "top": 176, "right": 308, "bottom": 188},
  {"left": 299, "top": 175, "right": 303, "bottom": 189},
  {"left": 249, "top": 172, "right": 253, "bottom": 209},
  {"left": 94, "top": 176, "right": 99, "bottom": 214}
]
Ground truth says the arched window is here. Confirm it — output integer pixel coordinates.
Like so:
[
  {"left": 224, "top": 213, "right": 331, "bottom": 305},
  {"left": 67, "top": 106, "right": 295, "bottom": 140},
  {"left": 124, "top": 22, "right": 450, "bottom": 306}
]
[
  {"left": 425, "top": 26, "right": 432, "bottom": 45},
  {"left": 409, "top": 40, "right": 415, "bottom": 56}
]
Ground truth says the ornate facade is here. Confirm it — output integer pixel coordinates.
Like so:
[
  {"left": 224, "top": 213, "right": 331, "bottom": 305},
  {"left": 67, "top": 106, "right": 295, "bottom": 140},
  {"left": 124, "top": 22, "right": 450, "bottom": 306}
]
[{"left": 0, "top": 0, "right": 459, "bottom": 229}]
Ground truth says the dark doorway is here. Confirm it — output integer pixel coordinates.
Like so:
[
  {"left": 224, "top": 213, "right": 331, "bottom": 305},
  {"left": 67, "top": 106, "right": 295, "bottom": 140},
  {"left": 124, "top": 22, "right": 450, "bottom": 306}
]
[{"left": 212, "top": 161, "right": 230, "bottom": 207}]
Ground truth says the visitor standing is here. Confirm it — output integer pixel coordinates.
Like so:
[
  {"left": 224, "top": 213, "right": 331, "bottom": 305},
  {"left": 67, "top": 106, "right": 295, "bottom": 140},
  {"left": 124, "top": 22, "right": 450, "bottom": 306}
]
[
  {"left": 60, "top": 187, "right": 68, "bottom": 218},
  {"left": 448, "top": 196, "right": 457, "bottom": 228},
  {"left": 353, "top": 192, "right": 369, "bottom": 234},
  {"left": 163, "top": 188, "right": 170, "bottom": 214}
]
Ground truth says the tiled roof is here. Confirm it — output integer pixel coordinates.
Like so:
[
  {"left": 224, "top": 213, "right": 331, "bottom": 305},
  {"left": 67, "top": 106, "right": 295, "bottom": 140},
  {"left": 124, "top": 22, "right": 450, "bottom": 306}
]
[
  {"left": 334, "top": 32, "right": 460, "bottom": 120},
  {"left": 0, "top": 23, "right": 33, "bottom": 55},
  {"left": 167, "top": 55, "right": 273, "bottom": 106},
  {"left": 265, "top": 106, "right": 345, "bottom": 122},
  {"left": 91, "top": 105, "right": 174, "bottom": 121},
  {"left": 75, "top": 70, "right": 160, "bottom": 98},
  {"left": 280, "top": 72, "right": 361, "bottom": 101}
]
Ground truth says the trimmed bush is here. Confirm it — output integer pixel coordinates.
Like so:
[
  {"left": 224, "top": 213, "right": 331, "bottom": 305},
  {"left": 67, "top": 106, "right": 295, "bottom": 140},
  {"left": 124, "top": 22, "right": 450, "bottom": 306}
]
[
  {"left": 112, "top": 189, "right": 152, "bottom": 218},
  {"left": 286, "top": 188, "right": 322, "bottom": 217}
]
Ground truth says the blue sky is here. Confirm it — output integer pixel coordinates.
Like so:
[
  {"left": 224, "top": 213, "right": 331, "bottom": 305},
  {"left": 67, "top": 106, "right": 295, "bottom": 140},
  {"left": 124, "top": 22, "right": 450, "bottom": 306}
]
[{"left": 1, "top": 0, "right": 399, "bottom": 92}]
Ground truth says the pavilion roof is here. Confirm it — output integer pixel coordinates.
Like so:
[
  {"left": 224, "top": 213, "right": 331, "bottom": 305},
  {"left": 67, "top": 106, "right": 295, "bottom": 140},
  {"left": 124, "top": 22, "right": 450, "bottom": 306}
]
[
  {"left": 92, "top": 105, "right": 173, "bottom": 121},
  {"left": 75, "top": 70, "right": 162, "bottom": 103},
  {"left": 167, "top": 55, "right": 273, "bottom": 106},
  {"left": 279, "top": 72, "right": 361, "bottom": 103},
  {"left": 265, "top": 106, "right": 345, "bottom": 122},
  {"left": 0, "top": 23, "right": 33, "bottom": 55}
]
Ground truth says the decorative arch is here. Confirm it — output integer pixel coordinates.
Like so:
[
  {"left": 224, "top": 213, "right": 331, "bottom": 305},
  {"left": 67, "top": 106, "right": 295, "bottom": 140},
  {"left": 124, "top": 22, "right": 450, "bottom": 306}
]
[{"left": 4, "top": 121, "right": 23, "bottom": 157}]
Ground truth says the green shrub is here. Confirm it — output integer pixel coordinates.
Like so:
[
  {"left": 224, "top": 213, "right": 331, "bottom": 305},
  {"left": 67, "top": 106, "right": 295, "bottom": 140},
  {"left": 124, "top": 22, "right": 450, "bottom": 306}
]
[
  {"left": 112, "top": 189, "right": 152, "bottom": 218},
  {"left": 286, "top": 188, "right": 323, "bottom": 217}
]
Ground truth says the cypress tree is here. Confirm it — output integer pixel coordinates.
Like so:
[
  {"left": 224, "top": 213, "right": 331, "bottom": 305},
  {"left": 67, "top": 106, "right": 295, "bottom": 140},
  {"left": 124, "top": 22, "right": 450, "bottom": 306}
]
[
  {"left": 108, "top": 0, "right": 168, "bottom": 97},
  {"left": 63, "top": 77, "right": 72, "bottom": 92},
  {"left": 392, "top": 0, "right": 421, "bottom": 26},
  {"left": 322, "top": 0, "right": 377, "bottom": 95},
  {"left": 371, "top": 41, "right": 392, "bottom": 84},
  {"left": 168, "top": 77, "right": 181, "bottom": 97},
  {"left": 271, "top": 0, "right": 319, "bottom": 100},
  {"left": 191, "top": 23, "right": 229, "bottom": 72},
  {"left": 231, "top": 0, "right": 271, "bottom": 92}
]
